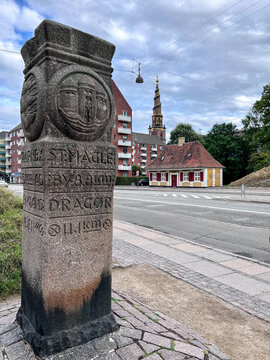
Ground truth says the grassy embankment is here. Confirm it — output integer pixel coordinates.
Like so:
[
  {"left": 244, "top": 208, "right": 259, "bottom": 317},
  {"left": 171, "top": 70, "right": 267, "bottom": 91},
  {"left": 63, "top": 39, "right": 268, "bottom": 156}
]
[{"left": 0, "top": 188, "right": 23, "bottom": 299}]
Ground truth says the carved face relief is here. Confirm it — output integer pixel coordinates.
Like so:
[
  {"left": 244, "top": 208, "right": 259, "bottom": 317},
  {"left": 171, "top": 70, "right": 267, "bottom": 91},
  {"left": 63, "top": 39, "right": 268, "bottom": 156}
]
[
  {"left": 20, "top": 69, "right": 45, "bottom": 142},
  {"left": 53, "top": 69, "right": 113, "bottom": 141}
]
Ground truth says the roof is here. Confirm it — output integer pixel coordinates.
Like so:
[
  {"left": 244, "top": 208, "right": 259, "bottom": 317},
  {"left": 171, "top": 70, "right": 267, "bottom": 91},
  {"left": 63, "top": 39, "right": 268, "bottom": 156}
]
[
  {"left": 112, "top": 81, "right": 132, "bottom": 112},
  {"left": 146, "top": 141, "right": 224, "bottom": 170},
  {"left": 10, "top": 123, "right": 22, "bottom": 132},
  {"left": 132, "top": 132, "right": 165, "bottom": 146}
]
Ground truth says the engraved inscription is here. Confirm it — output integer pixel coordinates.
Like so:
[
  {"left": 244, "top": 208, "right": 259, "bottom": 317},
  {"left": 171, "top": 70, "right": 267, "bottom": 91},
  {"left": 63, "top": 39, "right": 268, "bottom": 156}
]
[
  {"left": 22, "top": 171, "right": 43, "bottom": 186},
  {"left": 48, "top": 217, "right": 112, "bottom": 236},
  {"left": 46, "top": 170, "right": 115, "bottom": 192},
  {"left": 48, "top": 193, "right": 112, "bottom": 216},
  {"left": 47, "top": 148, "right": 116, "bottom": 167},
  {"left": 22, "top": 148, "right": 43, "bottom": 163},
  {"left": 24, "top": 193, "right": 45, "bottom": 211},
  {"left": 23, "top": 215, "right": 44, "bottom": 236}
]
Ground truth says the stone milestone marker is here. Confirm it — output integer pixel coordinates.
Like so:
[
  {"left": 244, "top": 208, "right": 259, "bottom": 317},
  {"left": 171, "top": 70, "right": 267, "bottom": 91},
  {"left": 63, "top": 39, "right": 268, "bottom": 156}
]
[{"left": 17, "top": 20, "right": 117, "bottom": 357}]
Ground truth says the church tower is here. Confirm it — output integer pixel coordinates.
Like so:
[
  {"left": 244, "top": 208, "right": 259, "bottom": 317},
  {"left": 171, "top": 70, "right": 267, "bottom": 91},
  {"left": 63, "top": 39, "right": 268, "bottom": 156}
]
[{"left": 149, "top": 76, "right": 166, "bottom": 144}]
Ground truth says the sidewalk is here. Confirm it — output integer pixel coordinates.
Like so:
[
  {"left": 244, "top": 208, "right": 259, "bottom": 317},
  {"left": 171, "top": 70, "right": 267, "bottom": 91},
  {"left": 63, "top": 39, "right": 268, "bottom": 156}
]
[{"left": 113, "top": 220, "right": 270, "bottom": 323}]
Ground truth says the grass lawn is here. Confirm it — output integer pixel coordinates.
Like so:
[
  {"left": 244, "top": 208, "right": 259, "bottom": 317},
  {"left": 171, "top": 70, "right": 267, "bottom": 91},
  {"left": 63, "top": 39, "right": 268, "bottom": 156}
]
[{"left": 0, "top": 187, "right": 23, "bottom": 299}]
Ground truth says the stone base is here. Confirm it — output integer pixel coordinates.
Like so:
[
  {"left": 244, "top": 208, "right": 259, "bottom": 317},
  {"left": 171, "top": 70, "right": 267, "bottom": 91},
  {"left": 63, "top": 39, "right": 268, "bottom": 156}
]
[{"left": 16, "top": 308, "right": 118, "bottom": 357}]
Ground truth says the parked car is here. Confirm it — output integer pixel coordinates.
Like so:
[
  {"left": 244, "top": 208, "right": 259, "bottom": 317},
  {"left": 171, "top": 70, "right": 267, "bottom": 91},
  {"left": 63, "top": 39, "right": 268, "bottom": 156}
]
[
  {"left": 0, "top": 180, "right": 8, "bottom": 188},
  {"left": 136, "top": 178, "right": 149, "bottom": 186}
]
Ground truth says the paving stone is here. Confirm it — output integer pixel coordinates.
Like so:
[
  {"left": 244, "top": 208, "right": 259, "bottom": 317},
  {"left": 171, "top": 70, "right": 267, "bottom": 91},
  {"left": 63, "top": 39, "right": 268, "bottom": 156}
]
[
  {"left": 214, "top": 273, "right": 270, "bottom": 296},
  {"left": 116, "top": 343, "right": 144, "bottom": 360},
  {"left": 145, "top": 321, "right": 166, "bottom": 333},
  {"left": 0, "top": 323, "right": 16, "bottom": 336},
  {"left": 159, "top": 331, "right": 182, "bottom": 340},
  {"left": 197, "top": 250, "right": 234, "bottom": 263},
  {"left": 206, "top": 344, "right": 229, "bottom": 360},
  {"left": 49, "top": 342, "right": 97, "bottom": 360},
  {"left": 184, "top": 260, "right": 233, "bottom": 278},
  {"left": 237, "top": 264, "right": 270, "bottom": 276},
  {"left": 174, "top": 341, "right": 204, "bottom": 360},
  {"left": 136, "top": 324, "right": 157, "bottom": 334},
  {"left": 111, "top": 334, "right": 134, "bottom": 348},
  {"left": 171, "top": 243, "right": 205, "bottom": 253},
  {"left": 0, "top": 314, "right": 16, "bottom": 326},
  {"left": 219, "top": 258, "right": 253, "bottom": 269},
  {"left": 125, "top": 316, "right": 144, "bottom": 328},
  {"left": 97, "top": 352, "right": 121, "bottom": 360},
  {"left": 5, "top": 341, "right": 30, "bottom": 360},
  {"left": 118, "top": 326, "right": 142, "bottom": 340},
  {"left": 143, "top": 332, "right": 172, "bottom": 348},
  {"left": 256, "top": 271, "right": 270, "bottom": 283},
  {"left": 138, "top": 340, "right": 159, "bottom": 354},
  {"left": 256, "top": 291, "right": 270, "bottom": 303},
  {"left": 159, "top": 349, "right": 186, "bottom": 360},
  {"left": 0, "top": 328, "right": 21, "bottom": 347},
  {"left": 143, "top": 353, "right": 162, "bottom": 359},
  {"left": 92, "top": 335, "right": 117, "bottom": 353}
]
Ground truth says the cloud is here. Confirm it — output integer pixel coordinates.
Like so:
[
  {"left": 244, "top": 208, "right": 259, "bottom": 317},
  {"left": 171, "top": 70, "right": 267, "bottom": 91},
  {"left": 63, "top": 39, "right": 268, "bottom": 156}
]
[{"left": 0, "top": 0, "right": 269, "bottom": 137}]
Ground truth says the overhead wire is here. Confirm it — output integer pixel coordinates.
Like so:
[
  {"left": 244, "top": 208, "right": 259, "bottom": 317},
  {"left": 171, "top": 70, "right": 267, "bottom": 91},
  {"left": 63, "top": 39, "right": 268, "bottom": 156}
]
[
  {"left": 141, "top": 0, "right": 267, "bottom": 74},
  {"left": 140, "top": 0, "right": 245, "bottom": 67}
]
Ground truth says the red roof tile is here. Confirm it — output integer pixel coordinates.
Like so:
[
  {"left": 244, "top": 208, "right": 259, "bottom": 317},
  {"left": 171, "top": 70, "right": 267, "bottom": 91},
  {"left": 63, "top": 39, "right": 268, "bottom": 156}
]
[{"left": 146, "top": 141, "right": 224, "bottom": 170}]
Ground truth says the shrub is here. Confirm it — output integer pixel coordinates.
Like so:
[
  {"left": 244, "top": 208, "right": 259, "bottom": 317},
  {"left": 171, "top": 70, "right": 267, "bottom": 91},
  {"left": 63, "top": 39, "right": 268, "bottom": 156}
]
[
  {"left": 115, "top": 176, "right": 149, "bottom": 185},
  {"left": 0, "top": 188, "right": 23, "bottom": 298}
]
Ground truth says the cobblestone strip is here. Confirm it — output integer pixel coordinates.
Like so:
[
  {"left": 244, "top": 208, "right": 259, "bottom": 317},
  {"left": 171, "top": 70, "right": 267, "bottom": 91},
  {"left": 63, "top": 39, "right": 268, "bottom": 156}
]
[
  {"left": 0, "top": 292, "right": 229, "bottom": 360},
  {"left": 113, "top": 238, "right": 270, "bottom": 323}
]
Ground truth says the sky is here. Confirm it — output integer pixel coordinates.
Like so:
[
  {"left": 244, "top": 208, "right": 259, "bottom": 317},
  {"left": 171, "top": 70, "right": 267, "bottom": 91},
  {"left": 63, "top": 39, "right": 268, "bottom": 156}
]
[{"left": 1, "top": 0, "right": 270, "bottom": 140}]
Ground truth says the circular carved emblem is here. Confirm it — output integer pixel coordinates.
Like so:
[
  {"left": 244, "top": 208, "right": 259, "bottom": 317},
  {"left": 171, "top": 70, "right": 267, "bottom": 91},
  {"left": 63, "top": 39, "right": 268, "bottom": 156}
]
[
  {"left": 20, "top": 68, "right": 45, "bottom": 141},
  {"left": 48, "top": 65, "right": 115, "bottom": 141}
]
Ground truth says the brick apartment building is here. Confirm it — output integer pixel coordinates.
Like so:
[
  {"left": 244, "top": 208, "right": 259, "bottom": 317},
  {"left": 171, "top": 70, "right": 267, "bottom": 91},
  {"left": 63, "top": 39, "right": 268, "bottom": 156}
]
[
  {"left": 5, "top": 124, "right": 26, "bottom": 183},
  {"left": 112, "top": 81, "right": 133, "bottom": 177},
  {"left": 0, "top": 131, "right": 7, "bottom": 178},
  {"left": 132, "top": 77, "right": 166, "bottom": 176}
]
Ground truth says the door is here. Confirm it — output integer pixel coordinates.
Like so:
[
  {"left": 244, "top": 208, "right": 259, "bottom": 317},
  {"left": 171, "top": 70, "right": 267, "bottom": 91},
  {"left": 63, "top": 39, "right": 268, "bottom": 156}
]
[{"left": 172, "top": 175, "right": 177, "bottom": 187}]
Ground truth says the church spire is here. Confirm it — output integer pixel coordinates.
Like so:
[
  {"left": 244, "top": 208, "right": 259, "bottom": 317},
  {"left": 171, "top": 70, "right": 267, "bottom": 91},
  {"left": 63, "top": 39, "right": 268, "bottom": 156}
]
[{"left": 149, "top": 76, "right": 166, "bottom": 143}]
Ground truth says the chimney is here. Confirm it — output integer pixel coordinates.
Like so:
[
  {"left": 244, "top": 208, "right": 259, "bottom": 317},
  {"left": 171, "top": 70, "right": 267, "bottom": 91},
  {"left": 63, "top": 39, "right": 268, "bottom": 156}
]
[{"left": 178, "top": 137, "right": 185, "bottom": 146}]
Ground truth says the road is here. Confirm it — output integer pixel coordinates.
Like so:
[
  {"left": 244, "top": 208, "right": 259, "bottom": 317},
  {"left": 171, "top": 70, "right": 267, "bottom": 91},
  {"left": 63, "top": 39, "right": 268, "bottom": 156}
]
[
  {"left": 7, "top": 184, "right": 270, "bottom": 264},
  {"left": 114, "top": 187, "right": 270, "bottom": 264}
]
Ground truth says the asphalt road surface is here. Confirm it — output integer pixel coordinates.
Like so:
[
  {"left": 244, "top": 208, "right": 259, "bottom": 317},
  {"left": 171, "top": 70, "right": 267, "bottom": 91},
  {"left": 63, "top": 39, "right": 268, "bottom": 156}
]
[
  {"left": 7, "top": 184, "right": 270, "bottom": 264},
  {"left": 114, "top": 187, "right": 270, "bottom": 264}
]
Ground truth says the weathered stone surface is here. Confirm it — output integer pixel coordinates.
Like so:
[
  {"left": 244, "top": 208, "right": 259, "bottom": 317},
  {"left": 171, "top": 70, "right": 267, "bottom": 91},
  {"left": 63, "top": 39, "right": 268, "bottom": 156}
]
[
  {"left": 138, "top": 340, "right": 159, "bottom": 354},
  {"left": 159, "top": 349, "right": 186, "bottom": 360},
  {"left": 116, "top": 343, "right": 144, "bottom": 360},
  {"left": 174, "top": 341, "right": 204, "bottom": 360},
  {"left": 17, "top": 19, "right": 117, "bottom": 357}
]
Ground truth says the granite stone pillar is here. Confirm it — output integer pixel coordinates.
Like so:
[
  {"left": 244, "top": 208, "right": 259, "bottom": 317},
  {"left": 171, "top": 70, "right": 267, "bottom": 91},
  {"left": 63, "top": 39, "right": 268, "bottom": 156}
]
[{"left": 16, "top": 20, "right": 118, "bottom": 357}]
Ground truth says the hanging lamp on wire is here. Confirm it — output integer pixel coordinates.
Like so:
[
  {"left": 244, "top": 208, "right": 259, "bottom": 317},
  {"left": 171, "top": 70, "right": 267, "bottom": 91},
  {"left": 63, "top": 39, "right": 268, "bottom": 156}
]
[{"left": 135, "top": 63, "right": 144, "bottom": 83}]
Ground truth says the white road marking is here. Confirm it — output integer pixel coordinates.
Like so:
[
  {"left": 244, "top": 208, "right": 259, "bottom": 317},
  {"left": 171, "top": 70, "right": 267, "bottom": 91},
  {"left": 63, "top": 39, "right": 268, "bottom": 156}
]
[
  {"left": 181, "top": 194, "right": 188, "bottom": 198},
  {"left": 172, "top": 194, "right": 177, "bottom": 197},
  {"left": 191, "top": 194, "right": 200, "bottom": 198},
  {"left": 147, "top": 204, "right": 164, "bottom": 208},
  {"left": 202, "top": 195, "right": 212, "bottom": 199},
  {"left": 163, "top": 194, "right": 168, "bottom": 197},
  {"left": 115, "top": 196, "right": 270, "bottom": 216}
]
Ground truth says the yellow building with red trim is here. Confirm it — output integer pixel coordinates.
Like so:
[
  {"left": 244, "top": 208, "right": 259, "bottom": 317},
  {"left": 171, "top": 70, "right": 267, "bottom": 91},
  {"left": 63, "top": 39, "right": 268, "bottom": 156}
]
[{"left": 146, "top": 138, "right": 224, "bottom": 187}]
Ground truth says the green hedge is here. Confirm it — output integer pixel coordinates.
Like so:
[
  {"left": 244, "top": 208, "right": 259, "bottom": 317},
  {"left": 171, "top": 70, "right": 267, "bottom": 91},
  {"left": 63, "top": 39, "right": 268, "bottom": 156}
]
[{"left": 115, "top": 176, "right": 149, "bottom": 185}]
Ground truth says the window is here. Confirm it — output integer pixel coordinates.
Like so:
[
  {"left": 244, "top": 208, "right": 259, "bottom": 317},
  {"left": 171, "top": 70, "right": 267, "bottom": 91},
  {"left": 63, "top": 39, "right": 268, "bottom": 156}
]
[
  {"left": 123, "top": 148, "right": 127, "bottom": 153},
  {"left": 152, "top": 173, "right": 157, "bottom": 180},
  {"left": 123, "top": 136, "right": 128, "bottom": 141},
  {"left": 138, "top": 162, "right": 140, "bottom": 166},
  {"left": 160, "top": 146, "right": 164, "bottom": 150},
  {"left": 137, "top": 150, "right": 140, "bottom": 154},
  {"left": 123, "top": 159, "right": 128, "bottom": 165},
  {"left": 123, "top": 172, "right": 128, "bottom": 177},
  {"left": 123, "top": 123, "right": 128, "bottom": 128},
  {"left": 113, "top": 122, "right": 116, "bottom": 128},
  {"left": 114, "top": 134, "right": 116, "bottom": 141},
  {"left": 161, "top": 173, "right": 166, "bottom": 181},
  {"left": 183, "top": 172, "right": 188, "bottom": 181},
  {"left": 123, "top": 111, "right": 128, "bottom": 116},
  {"left": 194, "top": 172, "right": 200, "bottom": 181},
  {"left": 150, "top": 145, "right": 153, "bottom": 149},
  {"left": 138, "top": 156, "right": 140, "bottom": 160},
  {"left": 137, "top": 144, "right": 140, "bottom": 147}
]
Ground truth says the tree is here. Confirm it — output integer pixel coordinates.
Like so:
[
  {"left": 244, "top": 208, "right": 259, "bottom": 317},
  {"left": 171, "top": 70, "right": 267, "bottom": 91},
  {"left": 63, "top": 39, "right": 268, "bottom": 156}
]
[
  {"left": 132, "top": 165, "right": 142, "bottom": 176},
  {"left": 204, "top": 123, "right": 250, "bottom": 184},
  {"left": 168, "top": 123, "right": 201, "bottom": 144},
  {"left": 242, "top": 84, "right": 270, "bottom": 151},
  {"left": 247, "top": 151, "right": 270, "bottom": 173}
]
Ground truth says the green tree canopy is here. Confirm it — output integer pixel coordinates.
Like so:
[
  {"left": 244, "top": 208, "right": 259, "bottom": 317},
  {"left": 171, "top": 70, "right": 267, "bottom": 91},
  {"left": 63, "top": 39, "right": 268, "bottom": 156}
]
[
  {"left": 204, "top": 123, "right": 250, "bottom": 185},
  {"left": 242, "top": 84, "right": 270, "bottom": 151},
  {"left": 132, "top": 165, "right": 142, "bottom": 176},
  {"left": 168, "top": 123, "right": 201, "bottom": 144}
]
